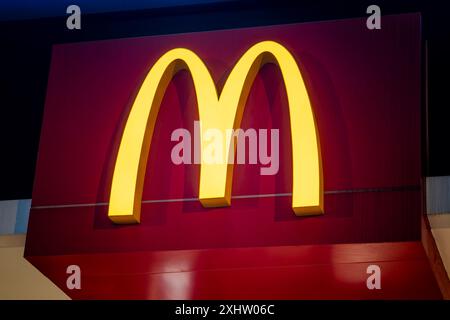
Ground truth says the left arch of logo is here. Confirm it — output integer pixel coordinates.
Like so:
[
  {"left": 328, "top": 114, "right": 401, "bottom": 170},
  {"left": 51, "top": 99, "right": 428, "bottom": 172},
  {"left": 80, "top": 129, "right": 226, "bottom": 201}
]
[{"left": 108, "top": 40, "right": 323, "bottom": 224}]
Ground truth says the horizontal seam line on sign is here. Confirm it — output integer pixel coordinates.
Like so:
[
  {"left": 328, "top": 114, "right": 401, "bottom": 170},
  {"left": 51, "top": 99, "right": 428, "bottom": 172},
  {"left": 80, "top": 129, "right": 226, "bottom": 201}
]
[{"left": 31, "top": 185, "right": 420, "bottom": 210}]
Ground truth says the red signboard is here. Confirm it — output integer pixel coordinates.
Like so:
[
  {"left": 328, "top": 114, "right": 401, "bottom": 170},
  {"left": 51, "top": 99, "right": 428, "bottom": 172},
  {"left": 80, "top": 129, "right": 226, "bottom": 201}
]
[{"left": 25, "top": 13, "right": 442, "bottom": 299}]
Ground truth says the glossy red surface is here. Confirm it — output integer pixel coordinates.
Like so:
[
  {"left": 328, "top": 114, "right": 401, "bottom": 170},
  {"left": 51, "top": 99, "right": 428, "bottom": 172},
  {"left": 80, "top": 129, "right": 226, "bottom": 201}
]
[{"left": 27, "top": 242, "right": 441, "bottom": 299}]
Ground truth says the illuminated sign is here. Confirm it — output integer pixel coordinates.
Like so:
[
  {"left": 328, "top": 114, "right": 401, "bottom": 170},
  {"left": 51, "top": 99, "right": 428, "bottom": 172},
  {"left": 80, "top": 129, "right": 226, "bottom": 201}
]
[
  {"left": 27, "top": 15, "right": 429, "bottom": 299},
  {"left": 108, "top": 41, "right": 323, "bottom": 224}
]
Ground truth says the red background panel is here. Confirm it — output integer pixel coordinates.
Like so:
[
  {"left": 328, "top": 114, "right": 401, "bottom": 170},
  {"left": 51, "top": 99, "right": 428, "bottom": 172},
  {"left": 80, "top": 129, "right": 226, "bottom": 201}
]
[
  {"left": 32, "top": 14, "right": 422, "bottom": 207},
  {"left": 25, "top": 14, "right": 439, "bottom": 299}
]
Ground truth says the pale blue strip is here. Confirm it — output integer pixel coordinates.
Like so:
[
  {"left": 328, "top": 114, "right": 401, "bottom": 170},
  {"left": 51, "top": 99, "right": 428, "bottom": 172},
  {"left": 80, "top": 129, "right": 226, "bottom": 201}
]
[
  {"left": 426, "top": 176, "right": 450, "bottom": 214},
  {"left": 15, "top": 199, "right": 31, "bottom": 234},
  {"left": 0, "top": 200, "right": 19, "bottom": 234}
]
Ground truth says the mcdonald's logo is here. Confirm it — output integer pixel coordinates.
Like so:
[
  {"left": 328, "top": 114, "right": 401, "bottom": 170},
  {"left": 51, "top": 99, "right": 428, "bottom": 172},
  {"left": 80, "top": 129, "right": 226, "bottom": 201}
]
[{"left": 108, "top": 40, "right": 323, "bottom": 224}]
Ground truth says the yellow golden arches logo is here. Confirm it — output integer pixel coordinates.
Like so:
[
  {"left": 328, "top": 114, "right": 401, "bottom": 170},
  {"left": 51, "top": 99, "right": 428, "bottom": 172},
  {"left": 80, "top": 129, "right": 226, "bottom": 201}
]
[{"left": 108, "top": 40, "right": 323, "bottom": 224}]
